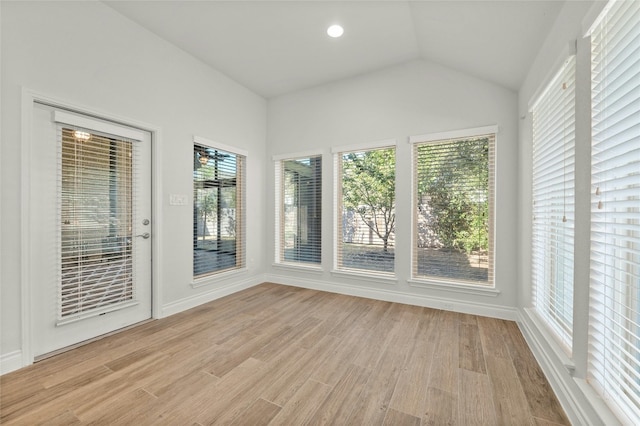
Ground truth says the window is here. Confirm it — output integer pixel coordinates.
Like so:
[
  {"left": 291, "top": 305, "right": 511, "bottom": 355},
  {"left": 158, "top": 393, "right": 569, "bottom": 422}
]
[
  {"left": 588, "top": 0, "right": 640, "bottom": 423},
  {"left": 334, "top": 143, "right": 396, "bottom": 275},
  {"left": 275, "top": 154, "right": 322, "bottom": 266},
  {"left": 59, "top": 127, "right": 136, "bottom": 319},
  {"left": 193, "top": 140, "right": 245, "bottom": 277},
  {"left": 531, "top": 55, "right": 576, "bottom": 351},
  {"left": 412, "top": 128, "right": 495, "bottom": 286}
]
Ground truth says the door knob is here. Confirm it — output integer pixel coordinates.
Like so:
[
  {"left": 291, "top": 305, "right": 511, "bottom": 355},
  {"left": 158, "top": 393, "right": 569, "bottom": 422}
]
[{"left": 136, "top": 232, "right": 150, "bottom": 239}]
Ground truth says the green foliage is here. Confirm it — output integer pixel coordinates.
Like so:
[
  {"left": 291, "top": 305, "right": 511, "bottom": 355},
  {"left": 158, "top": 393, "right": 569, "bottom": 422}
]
[
  {"left": 197, "top": 190, "right": 217, "bottom": 240},
  {"left": 342, "top": 148, "right": 396, "bottom": 251},
  {"left": 194, "top": 149, "right": 239, "bottom": 240},
  {"left": 417, "top": 138, "right": 489, "bottom": 253}
]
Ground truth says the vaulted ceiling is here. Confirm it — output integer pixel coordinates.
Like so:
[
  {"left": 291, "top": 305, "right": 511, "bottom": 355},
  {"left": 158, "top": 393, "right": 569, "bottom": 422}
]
[{"left": 105, "top": 1, "right": 566, "bottom": 98}]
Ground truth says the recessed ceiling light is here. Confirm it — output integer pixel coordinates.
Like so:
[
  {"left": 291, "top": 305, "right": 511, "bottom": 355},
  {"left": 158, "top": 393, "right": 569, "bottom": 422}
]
[{"left": 327, "top": 24, "right": 344, "bottom": 38}]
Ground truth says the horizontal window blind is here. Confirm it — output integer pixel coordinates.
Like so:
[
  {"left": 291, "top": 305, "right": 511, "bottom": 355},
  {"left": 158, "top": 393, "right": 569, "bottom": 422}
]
[
  {"left": 335, "top": 146, "right": 396, "bottom": 275},
  {"left": 531, "top": 55, "right": 576, "bottom": 352},
  {"left": 589, "top": 0, "right": 640, "bottom": 423},
  {"left": 193, "top": 144, "right": 245, "bottom": 277},
  {"left": 413, "top": 134, "right": 495, "bottom": 286},
  {"left": 275, "top": 155, "right": 322, "bottom": 265},
  {"left": 58, "top": 126, "right": 138, "bottom": 320}
]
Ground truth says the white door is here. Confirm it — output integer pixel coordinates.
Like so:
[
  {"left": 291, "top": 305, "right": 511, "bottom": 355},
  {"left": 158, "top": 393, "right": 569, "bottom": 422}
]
[{"left": 31, "top": 102, "right": 152, "bottom": 357}]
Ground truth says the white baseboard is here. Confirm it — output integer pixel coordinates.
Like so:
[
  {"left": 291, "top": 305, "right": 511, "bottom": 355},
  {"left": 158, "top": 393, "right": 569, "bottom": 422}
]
[
  {"left": 161, "top": 274, "right": 264, "bottom": 317},
  {"left": 1, "top": 350, "right": 23, "bottom": 375},
  {"left": 265, "top": 273, "right": 518, "bottom": 321},
  {"left": 517, "top": 309, "right": 615, "bottom": 426}
]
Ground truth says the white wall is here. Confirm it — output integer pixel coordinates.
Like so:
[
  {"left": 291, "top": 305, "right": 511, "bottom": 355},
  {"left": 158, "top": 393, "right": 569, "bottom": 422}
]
[
  {"left": 1, "top": 1, "right": 266, "bottom": 370},
  {"left": 516, "top": 1, "right": 617, "bottom": 424},
  {"left": 266, "top": 59, "right": 519, "bottom": 316}
]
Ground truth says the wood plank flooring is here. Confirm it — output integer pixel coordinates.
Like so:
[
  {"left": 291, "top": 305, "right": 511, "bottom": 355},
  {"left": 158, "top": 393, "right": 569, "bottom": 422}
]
[{"left": 0, "top": 283, "right": 570, "bottom": 425}]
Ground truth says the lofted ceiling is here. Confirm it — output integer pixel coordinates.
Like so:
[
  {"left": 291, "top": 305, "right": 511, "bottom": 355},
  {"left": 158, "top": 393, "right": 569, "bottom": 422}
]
[{"left": 105, "top": 1, "right": 566, "bottom": 98}]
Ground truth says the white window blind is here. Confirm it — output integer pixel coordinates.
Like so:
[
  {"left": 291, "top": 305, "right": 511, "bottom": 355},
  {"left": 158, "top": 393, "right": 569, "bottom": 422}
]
[
  {"left": 193, "top": 143, "right": 245, "bottom": 277},
  {"left": 412, "top": 133, "right": 495, "bottom": 286},
  {"left": 335, "top": 145, "right": 396, "bottom": 275},
  {"left": 589, "top": 0, "right": 640, "bottom": 423},
  {"left": 531, "top": 55, "right": 576, "bottom": 352},
  {"left": 275, "top": 155, "right": 322, "bottom": 266},
  {"left": 58, "top": 126, "right": 138, "bottom": 320}
]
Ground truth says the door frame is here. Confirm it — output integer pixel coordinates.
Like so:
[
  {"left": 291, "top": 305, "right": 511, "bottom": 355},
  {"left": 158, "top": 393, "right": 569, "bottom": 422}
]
[{"left": 20, "top": 88, "right": 164, "bottom": 367}]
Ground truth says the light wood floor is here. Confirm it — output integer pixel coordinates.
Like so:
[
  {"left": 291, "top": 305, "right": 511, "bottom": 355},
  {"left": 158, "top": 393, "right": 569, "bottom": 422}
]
[{"left": 0, "top": 283, "right": 569, "bottom": 425}]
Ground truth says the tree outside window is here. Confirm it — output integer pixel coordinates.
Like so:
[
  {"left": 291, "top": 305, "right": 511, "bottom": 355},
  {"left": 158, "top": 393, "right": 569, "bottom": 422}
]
[
  {"left": 337, "top": 146, "right": 396, "bottom": 274},
  {"left": 414, "top": 135, "right": 494, "bottom": 285}
]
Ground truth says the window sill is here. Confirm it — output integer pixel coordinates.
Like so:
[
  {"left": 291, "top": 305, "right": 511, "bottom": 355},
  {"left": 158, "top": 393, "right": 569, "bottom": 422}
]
[
  {"left": 523, "top": 307, "right": 574, "bottom": 365},
  {"left": 407, "top": 278, "right": 500, "bottom": 297},
  {"left": 331, "top": 269, "right": 398, "bottom": 285},
  {"left": 272, "top": 263, "right": 324, "bottom": 274},
  {"left": 191, "top": 267, "right": 248, "bottom": 288}
]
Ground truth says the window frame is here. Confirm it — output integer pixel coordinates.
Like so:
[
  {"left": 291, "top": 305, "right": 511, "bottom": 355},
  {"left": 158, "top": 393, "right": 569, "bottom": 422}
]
[
  {"left": 332, "top": 139, "right": 397, "bottom": 279},
  {"left": 530, "top": 54, "right": 577, "bottom": 354},
  {"left": 273, "top": 151, "right": 323, "bottom": 270},
  {"left": 192, "top": 136, "right": 247, "bottom": 282},
  {"left": 587, "top": 0, "right": 640, "bottom": 422},
  {"left": 410, "top": 125, "right": 497, "bottom": 289}
]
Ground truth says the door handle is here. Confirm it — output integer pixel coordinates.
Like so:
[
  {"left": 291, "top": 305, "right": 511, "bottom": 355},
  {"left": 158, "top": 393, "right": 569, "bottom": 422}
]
[{"left": 136, "top": 233, "right": 150, "bottom": 239}]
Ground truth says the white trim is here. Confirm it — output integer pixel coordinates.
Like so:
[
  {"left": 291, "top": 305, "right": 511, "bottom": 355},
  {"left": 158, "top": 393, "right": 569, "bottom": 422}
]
[
  {"left": 164, "top": 274, "right": 263, "bottom": 317},
  {"left": 409, "top": 125, "right": 498, "bottom": 144},
  {"left": 29, "top": 91, "right": 159, "bottom": 134},
  {"left": 191, "top": 267, "right": 249, "bottom": 289},
  {"left": 528, "top": 45, "right": 577, "bottom": 112},
  {"left": 20, "top": 88, "right": 163, "bottom": 366},
  {"left": 274, "top": 160, "right": 281, "bottom": 264},
  {"left": 574, "top": 379, "right": 623, "bottom": 426},
  {"left": 53, "top": 110, "right": 145, "bottom": 141},
  {"left": 273, "top": 160, "right": 282, "bottom": 263},
  {"left": 410, "top": 129, "right": 497, "bottom": 289},
  {"left": 331, "top": 269, "right": 398, "bottom": 285},
  {"left": 584, "top": 0, "right": 615, "bottom": 37},
  {"left": 193, "top": 135, "right": 248, "bottom": 158},
  {"left": 331, "top": 138, "right": 396, "bottom": 154},
  {"left": 0, "top": 350, "right": 23, "bottom": 375},
  {"left": 523, "top": 308, "right": 574, "bottom": 367},
  {"left": 266, "top": 273, "right": 518, "bottom": 321},
  {"left": 408, "top": 279, "right": 500, "bottom": 297},
  {"left": 273, "top": 151, "right": 324, "bottom": 267},
  {"left": 333, "top": 152, "right": 339, "bottom": 271},
  {"left": 332, "top": 140, "right": 397, "bottom": 275},
  {"left": 272, "top": 263, "right": 324, "bottom": 274},
  {"left": 518, "top": 308, "right": 615, "bottom": 426},
  {"left": 410, "top": 139, "right": 418, "bottom": 284},
  {"left": 151, "top": 127, "right": 164, "bottom": 320},
  {"left": 518, "top": 310, "right": 589, "bottom": 425},
  {"left": 20, "top": 90, "right": 33, "bottom": 368},
  {"left": 272, "top": 150, "right": 323, "bottom": 162}
]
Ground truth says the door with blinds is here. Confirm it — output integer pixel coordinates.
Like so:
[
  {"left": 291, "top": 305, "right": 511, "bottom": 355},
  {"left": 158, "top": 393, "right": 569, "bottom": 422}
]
[{"left": 31, "top": 102, "right": 152, "bottom": 357}]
